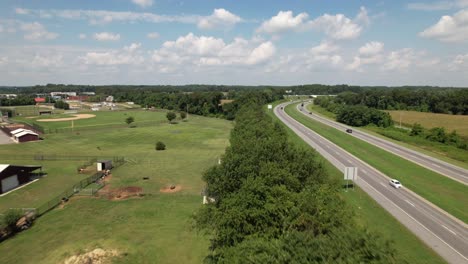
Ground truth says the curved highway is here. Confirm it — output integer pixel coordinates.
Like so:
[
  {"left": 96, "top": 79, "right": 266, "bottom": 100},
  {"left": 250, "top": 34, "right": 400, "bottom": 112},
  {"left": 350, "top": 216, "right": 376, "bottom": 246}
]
[
  {"left": 298, "top": 102, "right": 468, "bottom": 185},
  {"left": 275, "top": 102, "right": 468, "bottom": 264}
]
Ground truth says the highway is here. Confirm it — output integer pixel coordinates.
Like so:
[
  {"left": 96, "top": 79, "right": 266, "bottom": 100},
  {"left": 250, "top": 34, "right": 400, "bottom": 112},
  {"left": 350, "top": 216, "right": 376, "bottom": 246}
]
[
  {"left": 274, "top": 102, "right": 468, "bottom": 264},
  {"left": 299, "top": 102, "right": 468, "bottom": 185}
]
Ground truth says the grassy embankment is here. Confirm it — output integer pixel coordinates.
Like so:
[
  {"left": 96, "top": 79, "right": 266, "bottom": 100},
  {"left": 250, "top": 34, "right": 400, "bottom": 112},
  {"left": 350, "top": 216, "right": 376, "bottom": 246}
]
[
  {"left": 0, "top": 110, "right": 232, "bottom": 264},
  {"left": 287, "top": 103, "right": 467, "bottom": 223},
  {"left": 267, "top": 102, "right": 446, "bottom": 264},
  {"left": 306, "top": 104, "right": 468, "bottom": 167}
]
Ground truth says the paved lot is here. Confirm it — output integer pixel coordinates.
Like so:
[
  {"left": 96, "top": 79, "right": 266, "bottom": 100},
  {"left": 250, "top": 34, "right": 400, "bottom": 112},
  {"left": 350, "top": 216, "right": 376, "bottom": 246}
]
[{"left": 0, "top": 130, "right": 14, "bottom": 144}]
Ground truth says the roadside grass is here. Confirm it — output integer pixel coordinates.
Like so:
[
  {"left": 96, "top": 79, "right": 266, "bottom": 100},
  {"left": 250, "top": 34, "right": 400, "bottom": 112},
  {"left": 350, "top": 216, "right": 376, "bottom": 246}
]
[
  {"left": 287, "top": 103, "right": 468, "bottom": 223},
  {"left": 306, "top": 104, "right": 468, "bottom": 168},
  {"left": 267, "top": 102, "right": 446, "bottom": 264},
  {"left": 387, "top": 110, "right": 468, "bottom": 138},
  {"left": 13, "top": 110, "right": 170, "bottom": 130}
]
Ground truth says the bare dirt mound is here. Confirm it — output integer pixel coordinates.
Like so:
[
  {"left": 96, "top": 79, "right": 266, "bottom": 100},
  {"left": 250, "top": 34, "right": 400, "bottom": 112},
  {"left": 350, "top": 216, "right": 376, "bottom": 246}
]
[
  {"left": 99, "top": 186, "right": 143, "bottom": 200},
  {"left": 160, "top": 185, "right": 182, "bottom": 193},
  {"left": 64, "top": 248, "right": 118, "bottom": 264},
  {"left": 37, "top": 114, "right": 96, "bottom": 122}
]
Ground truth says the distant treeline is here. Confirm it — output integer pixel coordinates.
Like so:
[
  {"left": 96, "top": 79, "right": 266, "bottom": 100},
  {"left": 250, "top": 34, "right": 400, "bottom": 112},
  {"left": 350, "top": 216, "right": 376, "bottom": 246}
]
[
  {"left": 195, "top": 96, "right": 401, "bottom": 263},
  {"left": 1, "top": 84, "right": 466, "bottom": 115}
]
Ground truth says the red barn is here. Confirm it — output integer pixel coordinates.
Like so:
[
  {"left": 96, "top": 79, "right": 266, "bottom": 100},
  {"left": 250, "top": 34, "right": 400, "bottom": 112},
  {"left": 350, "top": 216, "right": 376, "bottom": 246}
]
[
  {"left": 0, "top": 165, "right": 42, "bottom": 194},
  {"left": 10, "top": 128, "right": 39, "bottom": 143}
]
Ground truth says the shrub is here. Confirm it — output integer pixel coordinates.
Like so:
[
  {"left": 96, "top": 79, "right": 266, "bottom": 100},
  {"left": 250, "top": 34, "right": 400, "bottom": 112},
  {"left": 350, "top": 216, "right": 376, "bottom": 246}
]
[
  {"left": 155, "top": 141, "right": 166, "bottom": 151},
  {"left": 2, "top": 209, "right": 23, "bottom": 232},
  {"left": 166, "top": 112, "right": 176, "bottom": 123}
]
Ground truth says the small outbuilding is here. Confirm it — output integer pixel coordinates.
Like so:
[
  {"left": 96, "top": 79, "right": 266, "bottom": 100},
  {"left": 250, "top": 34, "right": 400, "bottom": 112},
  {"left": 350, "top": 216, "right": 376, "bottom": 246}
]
[
  {"left": 97, "top": 160, "right": 113, "bottom": 171},
  {"left": 11, "top": 129, "right": 39, "bottom": 143},
  {"left": 0, "top": 164, "right": 42, "bottom": 194}
]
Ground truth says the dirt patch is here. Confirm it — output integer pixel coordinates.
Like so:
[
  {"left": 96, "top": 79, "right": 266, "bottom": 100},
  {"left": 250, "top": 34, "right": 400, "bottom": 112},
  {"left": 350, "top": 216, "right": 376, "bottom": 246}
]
[
  {"left": 37, "top": 114, "right": 96, "bottom": 122},
  {"left": 98, "top": 184, "right": 143, "bottom": 201},
  {"left": 64, "top": 248, "right": 119, "bottom": 264},
  {"left": 160, "top": 185, "right": 182, "bottom": 193}
]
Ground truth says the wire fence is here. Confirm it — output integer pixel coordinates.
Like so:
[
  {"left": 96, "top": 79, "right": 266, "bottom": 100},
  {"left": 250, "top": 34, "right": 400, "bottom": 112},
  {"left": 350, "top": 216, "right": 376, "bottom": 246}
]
[
  {"left": 40, "top": 120, "right": 169, "bottom": 134},
  {"left": 0, "top": 154, "right": 125, "bottom": 162}
]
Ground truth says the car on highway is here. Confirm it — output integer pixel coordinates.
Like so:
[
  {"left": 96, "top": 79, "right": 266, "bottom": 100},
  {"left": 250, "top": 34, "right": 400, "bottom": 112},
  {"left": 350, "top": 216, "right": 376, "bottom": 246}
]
[
  {"left": 309, "top": 112, "right": 312, "bottom": 115},
  {"left": 346, "top": 129, "right": 353, "bottom": 133},
  {"left": 389, "top": 179, "right": 402, "bottom": 188}
]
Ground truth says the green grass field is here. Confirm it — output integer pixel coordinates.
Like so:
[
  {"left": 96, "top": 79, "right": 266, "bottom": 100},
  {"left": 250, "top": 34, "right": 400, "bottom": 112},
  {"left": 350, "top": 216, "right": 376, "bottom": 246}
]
[
  {"left": 388, "top": 110, "right": 468, "bottom": 137},
  {"left": 13, "top": 109, "right": 170, "bottom": 131},
  {"left": 267, "top": 102, "right": 446, "bottom": 264},
  {"left": 0, "top": 110, "right": 232, "bottom": 263},
  {"left": 287, "top": 103, "right": 468, "bottom": 223}
]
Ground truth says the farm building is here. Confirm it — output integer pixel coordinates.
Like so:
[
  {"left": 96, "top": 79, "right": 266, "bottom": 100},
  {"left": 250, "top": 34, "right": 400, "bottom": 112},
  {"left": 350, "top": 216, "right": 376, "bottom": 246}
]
[
  {"left": 10, "top": 128, "right": 39, "bottom": 143},
  {"left": 97, "top": 160, "right": 113, "bottom": 171},
  {"left": 0, "top": 164, "right": 42, "bottom": 194}
]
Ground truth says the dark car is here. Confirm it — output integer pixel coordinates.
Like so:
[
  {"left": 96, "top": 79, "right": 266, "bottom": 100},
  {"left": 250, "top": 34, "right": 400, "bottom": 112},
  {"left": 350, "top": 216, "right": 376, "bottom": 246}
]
[
  {"left": 309, "top": 112, "right": 312, "bottom": 115},
  {"left": 346, "top": 129, "right": 353, "bottom": 133}
]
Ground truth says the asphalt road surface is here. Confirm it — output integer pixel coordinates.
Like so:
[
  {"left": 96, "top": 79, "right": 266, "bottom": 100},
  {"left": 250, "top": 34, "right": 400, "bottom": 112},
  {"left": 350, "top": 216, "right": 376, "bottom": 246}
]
[
  {"left": 275, "top": 102, "right": 468, "bottom": 264},
  {"left": 299, "top": 102, "right": 468, "bottom": 185}
]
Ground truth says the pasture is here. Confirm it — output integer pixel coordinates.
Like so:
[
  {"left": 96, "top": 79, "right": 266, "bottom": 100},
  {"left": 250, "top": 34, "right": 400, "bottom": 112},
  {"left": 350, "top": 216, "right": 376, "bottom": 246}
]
[
  {"left": 0, "top": 110, "right": 232, "bottom": 263},
  {"left": 388, "top": 110, "right": 468, "bottom": 137}
]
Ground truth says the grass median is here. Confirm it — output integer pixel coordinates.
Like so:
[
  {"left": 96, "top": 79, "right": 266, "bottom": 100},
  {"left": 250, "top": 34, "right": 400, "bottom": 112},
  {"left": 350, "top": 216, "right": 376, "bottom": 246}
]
[{"left": 286, "top": 103, "right": 468, "bottom": 223}]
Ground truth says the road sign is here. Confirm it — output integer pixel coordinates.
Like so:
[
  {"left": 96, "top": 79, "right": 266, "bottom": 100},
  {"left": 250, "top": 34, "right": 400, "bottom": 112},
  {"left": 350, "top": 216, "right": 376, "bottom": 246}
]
[
  {"left": 267, "top": 104, "right": 272, "bottom": 109},
  {"left": 344, "top": 167, "right": 358, "bottom": 181}
]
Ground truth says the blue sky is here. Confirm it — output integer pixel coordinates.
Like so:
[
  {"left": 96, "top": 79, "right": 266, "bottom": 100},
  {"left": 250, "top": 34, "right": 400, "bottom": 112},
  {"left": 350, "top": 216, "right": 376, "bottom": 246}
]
[{"left": 0, "top": 0, "right": 467, "bottom": 86}]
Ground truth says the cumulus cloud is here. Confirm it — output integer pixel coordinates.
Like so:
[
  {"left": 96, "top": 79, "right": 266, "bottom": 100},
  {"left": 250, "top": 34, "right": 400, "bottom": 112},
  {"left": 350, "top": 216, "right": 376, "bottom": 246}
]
[
  {"left": 151, "top": 33, "right": 276, "bottom": 69},
  {"left": 359, "top": 41, "right": 384, "bottom": 56},
  {"left": 257, "top": 7, "right": 369, "bottom": 40},
  {"left": 383, "top": 48, "right": 417, "bottom": 71},
  {"left": 31, "top": 53, "right": 64, "bottom": 67},
  {"left": 197, "top": 8, "right": 242, "bottom": 29},
  {"left": 419, "top": 9, "right": 468, "bottom": 42},
  {"left": 15, "top": 8, "right": 29, "bottom": 15},
  {"left": 407, "top": 0, "right": 468, "bottom": 11},
  {"left": 78, "top": 33, "right": 86, "bottom": 39},
  {"left": 147, "top": 32, "right": 159, "bottom": 39},
  {"left": 310, "top": 41, "right": 340, "bottom": 54},
  {"left": 449, "top": 53, "right": 468, "bottom": 70},
  {"left": 257, "top": 11, "right": 309, "bottom": 34},
  {"left": 81, "top": 43, "right": 144, "bottom": 66},
  {"left": 93, "top": 32, "right": 120, "bottom": 41},
  {"left": 13, "top": 7, "right": 243, "bottom": 28},
  {"left": 20, "top": 22, "right": 58, "bottom": 41},
  {"left": 132, "top": 0, "right": 154, "bottom": 8}
]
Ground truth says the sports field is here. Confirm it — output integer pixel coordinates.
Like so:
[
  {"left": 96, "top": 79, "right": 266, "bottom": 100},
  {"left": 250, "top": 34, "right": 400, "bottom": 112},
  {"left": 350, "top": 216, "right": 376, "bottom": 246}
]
[
  {"left": 0, "top": 110, "right": 232, "bottom": 263},
  {"left": 387, "top": 110, "right": 468, "bottom": 137}
]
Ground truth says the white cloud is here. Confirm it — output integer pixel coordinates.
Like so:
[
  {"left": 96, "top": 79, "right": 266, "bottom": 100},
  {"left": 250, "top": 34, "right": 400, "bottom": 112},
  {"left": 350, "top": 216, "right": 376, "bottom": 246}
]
[
  {"left": 31, "top": 53, "right": 63, "bottom": 67},
  {"left": 93, "top": 32, "right": 120, "bottom": 41},
  {"left": 0, "top": 56, "right": 8, "bottom": 65},
  {"left": 407, "top": 1, "right": 468, "bottom": 11},
  {"left": 310, "top": 41, "right": 340, "bottom": 54},
  {"left": 383, "top": 48, "right": 416, "bottom": 71},
  {"left": 78, "top": 33, "right": 87, "bottom": 39},
  {"left": 0, "top": 25, "right": 3, "bottom": 33},
  {"left": 81, "top": 43, "right": 144, "bottom": 66},
  {"left": 359, "top": 41, "right": 384, "bottom": 56},
  {"left": 15, "top": 8, "right": 30, "bottom": 15},
  {"left": 132, "top": 0, "right": 154, "bottom": 8},
  {"left": 151, "top": 33, "right": 276, "bottom": 69},
  {"left": 419, "top": 9, "right": 468, "bottom": 42},
  {"left": 257, "top": 7, "right": 369, "bottom": 40},
  {"left": 257, "top": 11, "right": 309, "bottom": 34},
  {"left": 147, "top": 32, "right": 160, "bottom": 39},
  {"left": 450, "top": 53, "right": 468, "bottom": 70},
  {"left": 197, "top": 8, "right": 242, "bottom": 30},
  {"left": 20, "top": 22, "right": 58, "bottom": 41}
]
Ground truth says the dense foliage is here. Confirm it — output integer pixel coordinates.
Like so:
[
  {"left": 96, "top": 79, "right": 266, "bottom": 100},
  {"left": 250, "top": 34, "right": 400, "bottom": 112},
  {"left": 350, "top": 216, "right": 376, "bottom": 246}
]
[
  {"left": 195, "top": 98, "right": 400, "bottom": 263},
  {"left": 410, "top": 124, "right": 467, "bottom": 150},
  {"left": 0, "top": 95, "right": 35, "bottom": 106},
  {"left": 336, "top": 105, "right": 394, "bottom": 127},
  {"left": 53, "top": 100, "right": 69, "bottom": 110}
]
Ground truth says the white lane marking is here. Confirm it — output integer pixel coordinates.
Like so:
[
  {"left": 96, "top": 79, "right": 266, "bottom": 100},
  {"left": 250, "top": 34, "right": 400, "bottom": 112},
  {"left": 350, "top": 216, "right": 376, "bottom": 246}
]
[
  {"left": 347, "top": 159, "right": 352, "bottom": 164},
  {"left": 334, "top": 151, "right": 340, "bottom": 155},
  {"left": 406, "top": 200, "right": 415, "bottom": 207},
  {"left": 360, "top": 179, "right": 468, "bottom": 261},
  {"left": 442, "top": 225, "right": 457, "bottom": 236},
  {"left": 433, "top": 164, "right": 441, "bottom": 168},
  {"left": 326, "top": 145, "right": 330, "bottom": 148},
  {"left": 361, "top": 169, "right": 367, "bottom": 174},
  {"left": 379, "top": 182, "right": 386, "bottom": 187}
]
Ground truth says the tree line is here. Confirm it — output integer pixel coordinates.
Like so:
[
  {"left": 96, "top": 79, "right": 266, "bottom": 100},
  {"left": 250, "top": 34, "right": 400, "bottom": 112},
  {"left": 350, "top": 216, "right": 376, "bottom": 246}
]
[{"left": 194, "top": 94, "right": 401, "bottom": 263}]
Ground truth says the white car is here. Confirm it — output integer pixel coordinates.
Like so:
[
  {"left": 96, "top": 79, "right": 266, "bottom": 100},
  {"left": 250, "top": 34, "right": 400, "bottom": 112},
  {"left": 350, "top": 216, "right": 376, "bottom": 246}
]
[{"left": 389, "top": 179, "right": 402, "bottom": 189}]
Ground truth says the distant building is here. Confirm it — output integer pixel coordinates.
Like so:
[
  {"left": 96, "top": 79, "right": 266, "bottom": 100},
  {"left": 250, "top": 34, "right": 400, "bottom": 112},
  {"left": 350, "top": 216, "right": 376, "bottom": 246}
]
[
  {"left": 106, "top": 96, "right": 114, "bottom": 102},
  {"left": 10, "top": 128, "right": 39, "bottom": 143},
  {"left": 0, "top": 164, "right": 42, "bottom": 194},
  {"left": 34, "top": 98, "right": 46, "bottom": 103},
  {"left": 0, "top": 94, "right": 17, "bottom": 99}
]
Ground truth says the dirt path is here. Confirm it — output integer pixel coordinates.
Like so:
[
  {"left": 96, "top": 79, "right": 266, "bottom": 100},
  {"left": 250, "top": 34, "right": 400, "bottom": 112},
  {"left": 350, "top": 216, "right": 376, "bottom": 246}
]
[{"left": 37, "top": 114, "right": 96, "bottom": 122}]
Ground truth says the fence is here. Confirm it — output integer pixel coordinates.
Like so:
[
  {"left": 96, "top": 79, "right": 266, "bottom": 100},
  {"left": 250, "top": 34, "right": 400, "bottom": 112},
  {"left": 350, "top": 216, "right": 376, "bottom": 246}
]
[
  {"left": 0, "top": 154, "right": 125, "bottom": 163},
  {"left": 34, "top": 157, "right": 125, "bottom": 216}
]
